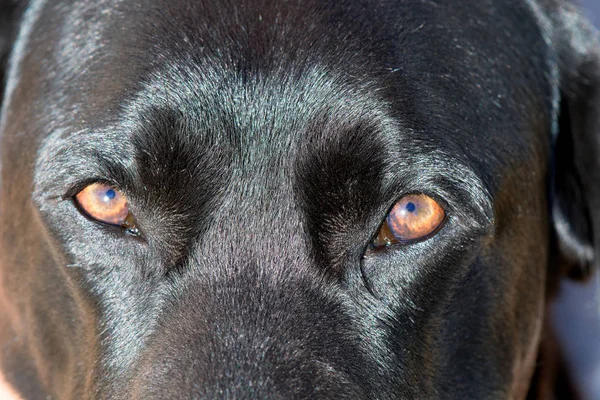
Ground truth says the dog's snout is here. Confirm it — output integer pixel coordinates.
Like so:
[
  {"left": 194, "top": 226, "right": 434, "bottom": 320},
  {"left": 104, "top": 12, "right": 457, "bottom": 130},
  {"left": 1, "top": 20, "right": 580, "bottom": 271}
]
[{"left": 129, "top": 276, "right": 369, "bottom": 399}]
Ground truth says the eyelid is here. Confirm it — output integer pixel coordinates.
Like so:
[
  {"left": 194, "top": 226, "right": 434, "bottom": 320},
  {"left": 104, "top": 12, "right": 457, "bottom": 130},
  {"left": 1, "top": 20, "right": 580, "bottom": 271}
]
[{"left": 64, "top": 178, "right": 116, "bottom": 200}]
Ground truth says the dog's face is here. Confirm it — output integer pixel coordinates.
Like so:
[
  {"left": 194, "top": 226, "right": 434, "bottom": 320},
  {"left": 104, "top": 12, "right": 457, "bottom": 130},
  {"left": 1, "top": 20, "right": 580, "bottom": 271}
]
[{"left": 1, "top": 0, "right": 599, "bottom": 399}]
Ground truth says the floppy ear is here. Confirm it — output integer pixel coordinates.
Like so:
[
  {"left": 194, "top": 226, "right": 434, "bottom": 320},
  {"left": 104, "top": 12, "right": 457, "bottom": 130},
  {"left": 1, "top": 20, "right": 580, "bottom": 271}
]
[
  {"left": 0, "top": 0, "right": 23, "bottom": 107},
  {"left": 551, "top": 4, "right": 600, "bottom": 281}
]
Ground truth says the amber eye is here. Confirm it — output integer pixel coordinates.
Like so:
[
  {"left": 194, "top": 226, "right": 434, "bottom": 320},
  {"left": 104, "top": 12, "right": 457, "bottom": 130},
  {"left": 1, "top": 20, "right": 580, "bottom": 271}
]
[
  {"left": 75, "top": 183, "right": 137, "bottom": 230},
  {"left": 372, "top": 194, "right": 446, "bottom": 248}
]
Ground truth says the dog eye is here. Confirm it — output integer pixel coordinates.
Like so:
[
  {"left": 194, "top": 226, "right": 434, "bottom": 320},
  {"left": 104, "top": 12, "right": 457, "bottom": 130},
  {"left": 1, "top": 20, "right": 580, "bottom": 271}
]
[
  {"left": 75, "top": 183, "right": 137, "bottom": 230},
  {"left": 372, "top": 194, "right": 446, "bottom": 248}
]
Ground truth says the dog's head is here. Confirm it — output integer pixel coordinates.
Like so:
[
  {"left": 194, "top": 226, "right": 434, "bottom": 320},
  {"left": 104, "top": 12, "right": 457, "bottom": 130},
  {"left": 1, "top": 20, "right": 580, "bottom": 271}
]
[{"left": 1, "top": 0, "right": 599, "bottom": 398}]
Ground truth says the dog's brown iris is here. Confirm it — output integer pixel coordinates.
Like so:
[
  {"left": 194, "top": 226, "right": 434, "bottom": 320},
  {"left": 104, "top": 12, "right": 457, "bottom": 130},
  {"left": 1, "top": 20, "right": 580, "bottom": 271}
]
[
  {"left": 373, "top": 194, "right": 445, "bottom": 248},
  {"left": 75, "top": 183, "right": 135, "bottom": 228}
]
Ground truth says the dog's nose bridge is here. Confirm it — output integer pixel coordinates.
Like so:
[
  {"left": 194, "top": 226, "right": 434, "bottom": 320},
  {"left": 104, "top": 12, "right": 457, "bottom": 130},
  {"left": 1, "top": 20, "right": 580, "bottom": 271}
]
[
  {"left": 130, "top": 268, "right": 370, "bottom": 399},
  {"left": 195, "top": 169, "right": 313, "bottom": 267}
]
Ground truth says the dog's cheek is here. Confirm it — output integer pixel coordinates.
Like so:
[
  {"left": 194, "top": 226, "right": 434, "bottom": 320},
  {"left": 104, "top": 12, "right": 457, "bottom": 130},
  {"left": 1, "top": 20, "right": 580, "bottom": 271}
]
[
  {"left": 0, "top": 201, "right": 98, "bottom": 398},
  {"left": 484, "top": 159, "right": 550, "bottom": 398}
]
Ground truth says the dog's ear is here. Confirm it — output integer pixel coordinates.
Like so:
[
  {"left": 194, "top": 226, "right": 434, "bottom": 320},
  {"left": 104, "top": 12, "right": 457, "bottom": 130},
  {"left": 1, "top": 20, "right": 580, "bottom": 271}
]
[
  {"left": 0, "top": 0, "right": 24, "bottom": 107},
  {"left": 550, "top": 4, "right": 600, "bottom": 281}
]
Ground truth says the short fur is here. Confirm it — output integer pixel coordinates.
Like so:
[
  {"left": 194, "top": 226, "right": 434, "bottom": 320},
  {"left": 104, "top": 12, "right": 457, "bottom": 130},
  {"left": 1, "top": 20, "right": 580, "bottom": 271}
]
[{"left": 0, "top": 0, "right": 599, "bottom": 399}]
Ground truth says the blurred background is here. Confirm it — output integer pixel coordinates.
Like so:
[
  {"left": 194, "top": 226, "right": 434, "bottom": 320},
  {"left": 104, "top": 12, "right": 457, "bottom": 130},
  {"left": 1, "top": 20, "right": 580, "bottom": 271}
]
[
  {"left": 552, "top": 1, "right": 600, "bottom": 394},
  {"left": 581, "top": 1, "right": 599, "bottom": 26}
]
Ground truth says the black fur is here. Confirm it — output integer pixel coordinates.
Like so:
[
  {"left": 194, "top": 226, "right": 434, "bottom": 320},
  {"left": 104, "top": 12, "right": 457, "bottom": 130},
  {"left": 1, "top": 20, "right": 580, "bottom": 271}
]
[
  {"left": 0, "top": 0, "right": 599, "bottom": 399},
  {"left": 0, "top": 1, "right": 21, "bottom": 104}
]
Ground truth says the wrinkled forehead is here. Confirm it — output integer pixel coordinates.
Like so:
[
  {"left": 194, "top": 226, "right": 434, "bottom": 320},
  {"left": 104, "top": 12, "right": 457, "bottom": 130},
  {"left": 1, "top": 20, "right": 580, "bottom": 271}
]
[{"left": 6, "top": 0, "right": 554, "bottom": 192}]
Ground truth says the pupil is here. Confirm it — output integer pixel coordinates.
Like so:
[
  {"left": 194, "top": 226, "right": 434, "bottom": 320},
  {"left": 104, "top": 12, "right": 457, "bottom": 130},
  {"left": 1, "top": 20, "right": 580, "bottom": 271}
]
[
  {"left": 406, "top": 202, "right": 416, "bottom": 212},
  {"left": 105, "top": 189, "right": 116, "bottom": 200}
]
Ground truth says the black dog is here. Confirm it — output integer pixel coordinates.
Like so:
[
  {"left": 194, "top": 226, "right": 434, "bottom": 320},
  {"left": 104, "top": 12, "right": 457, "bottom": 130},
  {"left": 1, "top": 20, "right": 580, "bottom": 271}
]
[{"left": 1, "top": 0, "right": 599, "bottom": 398}]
